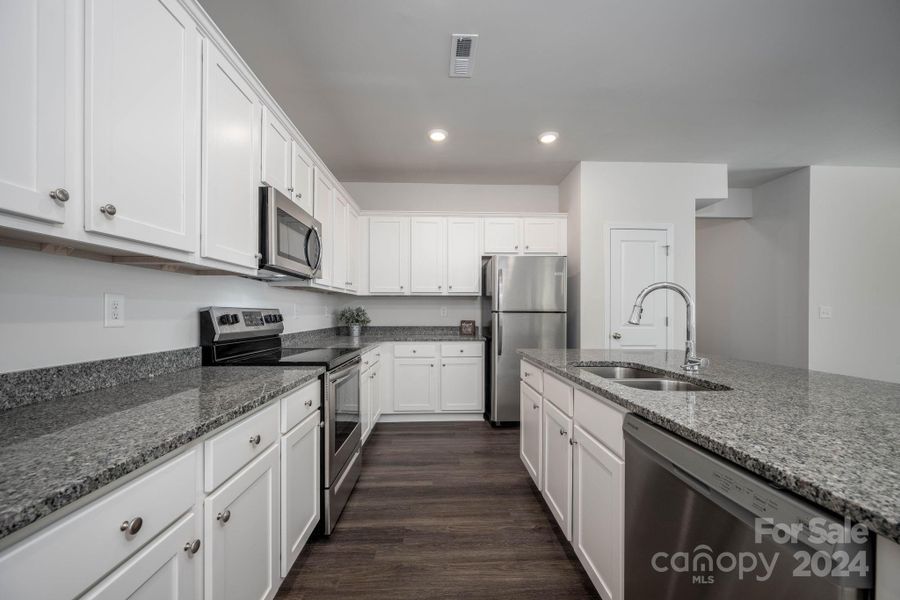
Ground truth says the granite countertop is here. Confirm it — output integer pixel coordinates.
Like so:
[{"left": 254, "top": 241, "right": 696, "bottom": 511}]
[
  {"left": 283, "top": 330, "right": 486, "bottom": 351},
  {"left": 0, "top": 365, "right": 323, "bottom": 542},
  {"left": 518, "top": 348, "right": 900, "bottom": 543}
]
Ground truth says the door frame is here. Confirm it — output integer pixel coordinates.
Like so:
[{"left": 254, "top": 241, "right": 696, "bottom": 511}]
[{"left": 603, "top": 222, "right": 675, "bottom": 349}]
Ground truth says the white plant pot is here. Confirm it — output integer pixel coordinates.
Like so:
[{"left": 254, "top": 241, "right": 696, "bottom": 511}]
[{"left": 349, "top": 323, "right": 361, "bottom": 337}]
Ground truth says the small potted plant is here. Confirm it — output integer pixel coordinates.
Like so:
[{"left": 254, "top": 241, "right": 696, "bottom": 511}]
[{"left": 338, "top": 306, "right": 370, "bottom": 338}]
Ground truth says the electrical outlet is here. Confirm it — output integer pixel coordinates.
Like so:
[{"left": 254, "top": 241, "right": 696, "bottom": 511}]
[
  {"left": 818, "top": 305, "right": 833, "bottom": 319},
  {"left": 440, "top": 306, "right": 448, "bottom": 317},
  {"left": 104, "top": 293, "right": 125, "bottom": 327},
  {"left": 293, "top": 304, "right": 300, "bottom": 319}
]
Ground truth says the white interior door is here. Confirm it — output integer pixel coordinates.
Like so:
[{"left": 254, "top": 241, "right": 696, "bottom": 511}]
[{"left": 608, "top": 228, "right": 671, "bottom": 349}]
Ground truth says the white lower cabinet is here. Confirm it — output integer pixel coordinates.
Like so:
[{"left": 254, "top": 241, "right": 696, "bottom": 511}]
[
  {"left": 394, "top": 358, "right": 440, "bottom": 412},
  {"left": 361, "top": 359, "right": 382, "bottom": 442},
  {"left": 440, "top": 357, "right": 483, "bottom": 411},
  {"left": 205, "top": 444, "right": 280, "bottom": 600},
  {"left": 542, "top": 398, "right": 573, "bottom": 540},
  {"left": 372, "top": 360, "right": 383, "bottom": 424},
  {"left": 83, "top": 512, "right": 200, "bottom": 600},
  {"left": 520, "top": 382, "right": 542, "bottom": 488},
  {"left": 572, "top": 424, "right": 624, "bottom": 600},
  {"left": 280, "top": 412, "right": 320, "bottom": 578}
]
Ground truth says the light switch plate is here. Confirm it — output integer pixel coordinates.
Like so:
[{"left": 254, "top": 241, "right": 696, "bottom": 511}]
[
  {"left": 104, "top": 293, "right": 125, "bottom": 327},
  {"left": 818, "top": 305, "right": 833, "bottom": 319}
]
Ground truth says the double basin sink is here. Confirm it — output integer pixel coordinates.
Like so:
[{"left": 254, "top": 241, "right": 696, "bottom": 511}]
[{"left": 574, "top": 365, "right": 718, "bottom": 392}]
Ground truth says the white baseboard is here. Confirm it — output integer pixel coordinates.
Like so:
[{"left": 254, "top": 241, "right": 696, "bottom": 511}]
[{"left": 377, "top": 413, "right": 485, "bottom": 423}]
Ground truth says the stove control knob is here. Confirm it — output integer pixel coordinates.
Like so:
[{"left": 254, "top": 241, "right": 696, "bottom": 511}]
[
  {"left": 229, "top": 314, "right": 240, "bottom": 325},
  {"left": 263, "top": 314, "right": 273, "bottom": 323},
  {"left": 276, "top": 314, "right": 284, "bottom": 323},
  {"left": 218, "top": 315, "right": 230, "bottom": 326}
]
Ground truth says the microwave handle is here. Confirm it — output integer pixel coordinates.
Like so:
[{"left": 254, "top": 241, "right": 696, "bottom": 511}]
[{"left": 307, "top": 227, "right": 323, "bottom": 273}]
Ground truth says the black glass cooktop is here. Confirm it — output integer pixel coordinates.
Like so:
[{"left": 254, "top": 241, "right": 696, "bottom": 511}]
[{"left": 233, "top": 346, "right": 360, "bottom": 370}]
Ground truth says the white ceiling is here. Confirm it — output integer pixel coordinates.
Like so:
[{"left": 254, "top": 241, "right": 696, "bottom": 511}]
[{"left": 198, "top": 0, "right": 900, "bottom": 187}]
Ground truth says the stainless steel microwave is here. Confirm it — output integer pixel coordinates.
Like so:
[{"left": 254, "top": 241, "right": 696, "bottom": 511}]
[{"left": 257, "top": 186, "right": 322, "bottom": 280}]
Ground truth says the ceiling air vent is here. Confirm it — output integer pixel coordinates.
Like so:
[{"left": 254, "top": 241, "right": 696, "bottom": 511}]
[{"left": 449, "top": 34, "right": 478, "bottom": 78}]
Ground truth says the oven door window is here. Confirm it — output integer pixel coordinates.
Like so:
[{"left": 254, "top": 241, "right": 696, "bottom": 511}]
[
  {"left": 332, "top": 369, "right": 360, "bottom": 453},
  {"left": 276, "top": 208, "right": 319, "bottom": 268}
]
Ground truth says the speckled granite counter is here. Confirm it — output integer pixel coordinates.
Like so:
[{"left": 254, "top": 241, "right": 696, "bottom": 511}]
[
  {"left": 0, "top": 365, "right": 323, "bottom": 542},
  {"left": 282, "top": 329, "right": 486, "bottom": 350},
  {"left": 518, "top": 348, "right": 900, "bottom": 543}
]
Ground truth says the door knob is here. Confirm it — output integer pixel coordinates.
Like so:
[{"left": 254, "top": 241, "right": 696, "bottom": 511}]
[{"left": 612, "top": 332, "right": 622, "bottom": 340}]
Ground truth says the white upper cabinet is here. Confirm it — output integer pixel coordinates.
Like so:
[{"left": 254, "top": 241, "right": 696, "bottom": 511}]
[
  {"left": 332, "top": 191, "right": 348, "bottom": 290},
  {"left": 201, "top": 42, "right": 260, "bottom": 269},
  {"left": 260, "top": 107, "right": 292, "bottom": 199},
  {"left": 483, "top": 218, "right": 522, "bottom": 254},
  {"left": 523, "top": 218, "right": 562, "bottom": 254},
  {"left": 290, "top": 141, "right": 314, "bottom": 214},
  {"left": 446, "top": 218, "right": 481, "bottom": 294},
  {"left": 313, "top": 169, "right": 334, "bottom": 286},
  {"left": 410, "top": 217, "right": 446, "bottom": 293},
  {"left": 0, "top": 0, "right": 68, "bottom": 224},
  {"left": 84, "top": 0, "right": 201, "bottom": 252},
  {"left": 369, "top": 216, "right": 410, "bottom": 294},
  {"left": 346, "top": 208, "right": 360, "bottom": 292}
]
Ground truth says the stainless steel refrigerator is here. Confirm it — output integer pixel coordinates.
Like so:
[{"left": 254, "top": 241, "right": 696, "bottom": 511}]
[{"left": 482, "top": 255, "right": 567, "bottom": 425}]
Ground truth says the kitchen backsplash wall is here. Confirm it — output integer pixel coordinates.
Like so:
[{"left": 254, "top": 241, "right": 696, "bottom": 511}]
[{"left": 338, "top": 296, "right": 480, "bottom": 328}]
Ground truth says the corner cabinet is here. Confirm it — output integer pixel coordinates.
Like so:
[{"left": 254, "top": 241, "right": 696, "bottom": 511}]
[
  {"left": 201, "top": 42, "right": 261, "bottom": 269},
  {"left": 84, "top": 0, "right": 201, "bottom": 252},
  {"left": 0, "top": 0, "right": 69, "bottom": 224}
]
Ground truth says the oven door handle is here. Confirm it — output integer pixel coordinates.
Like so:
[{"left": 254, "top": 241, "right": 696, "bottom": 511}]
[{"left": 328, "top": 358, "right": 361, "bottom": 384}]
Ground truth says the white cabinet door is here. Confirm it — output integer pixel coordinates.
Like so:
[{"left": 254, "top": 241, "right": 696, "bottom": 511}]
[
  {"left": 280, "top": 412, "right": 319, "bottom": 578},
  {"left": 201, "top": 42, "right": 260, "bottom": 269},
  {"left": 0, "top": 0, "right": 68, "bottom": 224},
  {"left": 82, "top": 513, "right": 199, "bottom": 600},
  {"left": 290, "top": 141, "right": 314, "bottom": 214},
  {"left": 346, "top": 209, "right": 360, "bottom": 292},
  {"left": 542, "top": 398, "right": 573, "bottom": 540},
  {"left": 369, "top": 216, "right": 410, "bottom": 294},
  {"left": 313, "top": 169, "right": 334, "bottom": 286},
  {"left": 371, "top": 360, "right": 383, "bottom": 423},
  {"left": 520, "top": 382, "right": 542, "bottom": 489},
  {"left": 85, "top": 0, "right": 201, "bottom": 252},
  {"left": 523, "top": 218, "right": 561, "bottom": 254},
  {"left": 410, "top": 217, "right": 445, "bottom": 294},
  {"left": 573, "top": 424, "right": 624, "bottom": 600},
  {"left": 446, "top": 218, "right": 481, "bottom": 294},
  {"left": 393, "top": 358, "right": 438, "bottom": 412},
  {"left": 440, "top": 358, "right": 483, "bottom": 411},
  {"left": 483, "top": 218, "right": 521, "bottom": 254},
  {"left": 360, "top": 366, "right": 372, "bottom": 442},
  {"left": 332, "top": 192, "right": 348, "bottom": 290},
  {"left": 205, "top": 444, "right": 279, "bottom": 600},
  {"left": 260, "top": 108, "right": 292, "bottom": 199}
]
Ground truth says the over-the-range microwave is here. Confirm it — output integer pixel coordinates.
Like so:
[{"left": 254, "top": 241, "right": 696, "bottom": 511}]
[{"left": 257, "top": 186, "right": 323, "bottom": 280}]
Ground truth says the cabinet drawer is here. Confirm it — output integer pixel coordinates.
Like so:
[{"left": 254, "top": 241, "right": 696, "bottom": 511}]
[
  {"left": 281, "top": 380, "right": 321, "bottom": 434},
  {"left": 205, "top": 403, "right": 280, "bottom": 491},
  {"left": 0, "top": 449, "right": 198, "bottom": 600},
  {"left": 574, "top": 389, "right": 627, "bottom": 459},
  {"left": 361, "top": 346, "right": 382, "bottom": 370},
  {"left": 543, "top": 372, "right": 574, "bottom": 416},
  {"left": 394, "top": 343, "right": 437, "bottom": 358},
  {"left": 520, "top": 361, "right": 543, "bottom": 393},
  {"left": 441, "top": 342, "right": 483, "bottom": 357}
]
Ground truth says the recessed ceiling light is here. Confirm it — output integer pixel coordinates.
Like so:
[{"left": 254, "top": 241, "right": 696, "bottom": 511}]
[
  {"left": 538, "top": 131, "right": 559, "bottom": 144},
  {"left": 428, "top": 129, "right": 448, "bottom": 142}
]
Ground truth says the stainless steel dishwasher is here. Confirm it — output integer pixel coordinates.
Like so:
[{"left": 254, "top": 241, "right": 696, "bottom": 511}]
[{"left": 624, "top": 414, "right": 874, "bottom": 599}]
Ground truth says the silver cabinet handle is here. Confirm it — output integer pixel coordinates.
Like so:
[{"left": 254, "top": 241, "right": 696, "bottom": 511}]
[
  {"left": 217, "top": 510, "right": 231, "bottom": 523},
  {"left": 255, "top": 253, "right": 263, "bottom": 260},
  {"left": 249, "top": 434, "right": 261, "bottom": 446},
  {"left": 287, "top": 187, "right": 294, "bottom": 192},
  {"left": 524, "top": 371, "right": 530, "bottom": 376},
  {"left": 120, "top": 517, "right": 143, "bottom": 535},
  {"left": 449, "top": 285, "right": 453, "bottom": 290},
  {"left": 559, "top": 428, "right": 567, "bottom": 436},
  {"left": 430, "top": 363, "right": 434, "bottom": 367},
  {"left": 612, "top": 332, "right": 622, "bottom": 340},
  {"left": 99, "top": 204, "right": 117, "bottom": 216},
  {"left": 49, "top": 188, "right": 69, "bottom": 202},
  {"left": 514, "top": 244, "right": 519, "bottom": 250},
  {"left": 400, "top": 285, "right": 404, "bottom": 290},
  {"left": 296, "top": 192, "right": 302, "bottom": 199},
  {"left": 526, "top": 245, "right": 530, "bottom": 250},
  {"left": 569, "top": 438, "right": 578, "bottom": 446},
  {"left": 438, "top": 285, "right": 442, "bottom": 290},
  {"left": 412, "top": 349, "right": 416, "bottom": 354},
  {"left": 442, "top": 363, "right": 446, "bottom": 367},
  {"left": 459, "top": 349, "right": 464, "bottom": 353},
  {"left": 532, "top": 403, "right": 539, "bottom": 410},
  {"left": 184, "top": 539, "right": 201, "bottom": 554},
  {"left": 304, "top": 399, "right": 313, "bottom": 407}
]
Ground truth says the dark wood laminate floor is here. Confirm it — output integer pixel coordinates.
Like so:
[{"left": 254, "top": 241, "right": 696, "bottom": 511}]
[{"left": 276, "top": 421, "right": 599, "bottom": 600}]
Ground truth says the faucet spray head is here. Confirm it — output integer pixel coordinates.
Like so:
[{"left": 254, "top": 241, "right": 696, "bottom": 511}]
[{"left": 627, "top": 305, "right": 643, "bottom": 325}]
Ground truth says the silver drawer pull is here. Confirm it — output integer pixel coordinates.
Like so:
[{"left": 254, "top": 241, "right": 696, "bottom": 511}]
[
  {"left": 532, "top": 403, "right": 539, "bottom": 410},
  {"left": 184, "top": 539, "right": 201, "bottom": 554},
  {"left": 49, "top": 188, "right": 69, "bottom": 202},
  {"left": 559, "top": 428, "right": 567, "bottom": 436},
  {"left": 304, "top": 399, "right": 313, "bottom": 407},
  {"left": 569, "top": 438, "right": 578, "bottom": 446},
  {"left": 459, "top": 349, "right": 464, "bottom": 353},
  {"left": 524, "top": 371, "right": 530, "bottom": 376},
  {"left": 249, "top": 434, "right": 261, "bottom": 446},
  {"left": 99, "top": 203, "right": 117, "bottom": 216},
  {"left": 217, "top": 510, "right": 231, "bottom": 523},
  {"left": 120, "top": 517, "right": 143, "bottom": 536}
]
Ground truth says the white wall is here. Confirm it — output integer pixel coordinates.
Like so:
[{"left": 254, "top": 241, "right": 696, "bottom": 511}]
[
  {"left": 696, "top": 169, "right": 810, "bottom": 367},
  {"left": 808, "top": 166, "right": 900, "bottom": 383},
  {"left": 696, "top": 188, "right": 754, "bottom": 218},
  {"left": 343, "top": 182, "right": 559, "bottom": 213},
  {"left": 0, "top": 246, "right": 344, "bottom": 372},
  {"left": 340, "top": 296, "right": 480, "bottom": 327},
  {"left": 558, "top": 164, "right": 582, "bottom": 348},
  {"left": 568, "top": 162, "right": 727, "bottom": 349}
]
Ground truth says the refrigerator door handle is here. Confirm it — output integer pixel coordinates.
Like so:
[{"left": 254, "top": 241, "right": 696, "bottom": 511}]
[
  {"left": 497, "top": 313, "right": 503, "bottom": 356},
  {"left": 497, "top": 268, "right": 503, "bottom": 312}
]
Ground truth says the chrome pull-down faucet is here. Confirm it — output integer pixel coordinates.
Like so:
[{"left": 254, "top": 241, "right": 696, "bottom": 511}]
[{"left": 627, "top": 281, "right": 709, "bottom": 371}]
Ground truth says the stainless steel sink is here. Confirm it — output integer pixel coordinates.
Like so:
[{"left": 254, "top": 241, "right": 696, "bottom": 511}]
[
  {"left": 613, "top": 379, "right": 715, "bottom": 392},
  {"left": 575, "top": 365, "right": 661, "bottom": 379}
]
